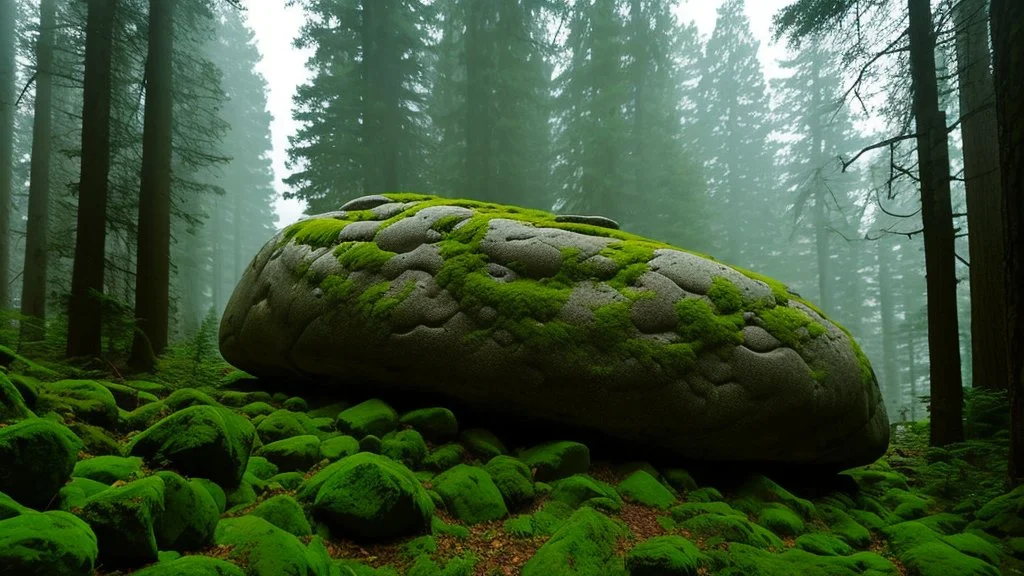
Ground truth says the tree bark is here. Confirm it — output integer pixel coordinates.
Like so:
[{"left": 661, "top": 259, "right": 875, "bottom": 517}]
[
  {"left": 465, "top": 0, "right": 493, "bottom": 201},
  {"left": 67, "top": 0, "right": 118, "bottom": 359},
  {"left": 908, "top": 0, "right": 964, "bottom": 446},
  {"left": 954, "top": 0, "right": 1008, "bottom": 391},
  {"left": 990, "top": 0, "right": 1024, "bottom": 485},
  {"left": 879, "top": 239, "right": 900, "bottom": 412},
  {"left": 19, "top": 0, "right": 55, "bottom": 342},
  {"left": 129, "top": 0, "right": 174, "bottom": 372},
  {"left": 0, "top": 0, "right": 15, "bottom": 310}
]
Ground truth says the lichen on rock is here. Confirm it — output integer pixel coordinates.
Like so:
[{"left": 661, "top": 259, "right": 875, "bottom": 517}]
[{"left": 221, "top": 194, "right": 889, "bottom": 469}]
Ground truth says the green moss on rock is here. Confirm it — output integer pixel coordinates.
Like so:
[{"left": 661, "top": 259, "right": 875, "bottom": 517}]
[
  {"left": 521, "top": 507, "right": 624, "bottom": 576},
  {"left": 400, "top": 407, "right": 459, "bottom": 441},
  {"left": 258, "top": 434, "right": 322, "bottom": 472},
  {"left": 625, "top": 535, "right": 708, "bottom": 576},
  {"left": 252, "top": 494, "right": 312, "bottom": 537},
  {"left": 0, "top": 418, "right": 82, "bottom": 509},
  {"left": 73, "top": 455, "right": 144, "bottom": 485},
  {"left": 214, "top": 515, "right": 318, "bottom": 576},
  {"left": 381, "top": 429, "right": 429, "bottom": 469},
  {"left": 432, "top": 464, "right": 508, "bottom": 524},
  {"left": 336, "top": 399, "right": 398, "bottom": 439},
  {"left": 79, "top": 476, "right": 166, "bottom": 568},
  {"left": 132, "top": 556, "right": 245, "bottom": 576},
  {"left": 618, "top": 470, "right": 677, "bottom": 510},
  {"left": 459, "top": 428, "right": 508, "bottom": 460},
  {"left": 519, "top": 440, "right": 590, "bottom": 482},
  {"left": 153, "top": 471, "right": 219, "bottom": 552},
  {"left": 484, "top": 455, "right": 536, "bottom": 509},
  {"left": 0, "top": 510, "right": 98, "bottom": 576}
]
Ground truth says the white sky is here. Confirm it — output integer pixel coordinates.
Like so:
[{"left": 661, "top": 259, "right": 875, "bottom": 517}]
[{"left": 241, "top": 0, "right": 793, "bottom": 229}]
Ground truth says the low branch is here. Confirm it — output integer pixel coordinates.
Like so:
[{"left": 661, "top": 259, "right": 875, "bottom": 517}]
[{"left": 842, "top": 133, "right": 919, "bottom": 172}]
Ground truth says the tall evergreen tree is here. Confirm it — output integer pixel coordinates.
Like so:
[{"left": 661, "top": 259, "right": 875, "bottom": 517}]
[
  {"left": 67, "top": 0, "right": 118, "bottom": 359},
  {"left": 0, "top": 0, "right": 15, "bottom": 309},
  {"left": 696, "top": 0, "right": 775, "bottom": 268},
  {"left": 20, "top": 0, "right": 56, "bottom": 341},
  {"left": 287, "top": 0, "right": 432, "bottom": 213}
]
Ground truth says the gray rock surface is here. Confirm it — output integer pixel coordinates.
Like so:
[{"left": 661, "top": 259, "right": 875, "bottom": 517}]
[{"left": 221, "top": 195, "right": 889, "bottom": 469}]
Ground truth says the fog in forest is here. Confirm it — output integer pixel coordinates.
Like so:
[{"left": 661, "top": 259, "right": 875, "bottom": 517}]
[{"left": 0, "top": 0, "right": 1019, "bottom": 442}]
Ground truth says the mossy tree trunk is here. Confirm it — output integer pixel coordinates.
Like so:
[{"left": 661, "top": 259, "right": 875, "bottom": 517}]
[
  {"left": 990, "top": 0, "right": 1024, "bottom": 485},
  {"left": 67, "top": 0, "right": 118, "bottom": 359},
  {"left": 955, "top": 0, "right": 1008, "bottom": 391},
  {"left": 129, "top": 0, "right": 175, "bottom": 371},
  {"left": 908, "top": 0, "right": 963, "bottom": 446},
  {"left": 0, "top": 0, "right": 15, "bottom": 310},
  {"left": 20, "top": 0, "right": 56, "bottom": 342}
]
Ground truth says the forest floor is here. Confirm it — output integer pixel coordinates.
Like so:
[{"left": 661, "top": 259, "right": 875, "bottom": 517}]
[{"left": 1, "top": 342, "right": 1022, "bottom": 576}]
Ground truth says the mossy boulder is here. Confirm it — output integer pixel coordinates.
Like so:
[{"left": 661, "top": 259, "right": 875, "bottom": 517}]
[
  {"left": 381, "top": 429, "right": 429, "bottom": 468},
  {"left": 132, "top": 556, "right": 245, "bottom": 576},
  {"left": 968, "top": 484, "right": 1024, "bottom": 537},
  {"left": 57, "top": 477, "right": 111, "bottom": 511},
  {"left": 320, "top": 434, "right": 360, "bottom": 461},
  {"left": 252, "top": 494, "right": 312, "bottom": 537},
  {"left": 715, "top": 543, "right": 899, "bottom": 576},
  {"left": 153, "top": 471, "right": 220, "bottom": 552},
  {"left": 0, "top": 510, "right": 99, "bottom": 576},
  {"left": 336, "top": 398, "right": 398, "bottom": 438},
  {"left": 128, "top": 405, "right": 256, "bottom": 488},
  {"left": 78, "top": 476, "right": 166, "bottom": 568},
  {"left": 214, "top": 515, "right": 320, "bottom": 576},
  {"left": 256, "top": 409, "right": 319, "bottom": 443},
  {"left": 425, "top": 443, "right": 467, "bottom": 472},
  {"left": 432, "top": 464, "right": 508, "bottom": 524},
  {"left": 484, "top": 455, "right": 536, "bottom": 508},
  {"left": 307, "top": 452, "right": 434, "bottom": 540},
  {"left": 73, "top": 455, "right": 144, "bottom": 485},
  {"left": 521, "top": 506, "right": 625, "bottom": 576},
  {"left": 400, "top": 407, "right": 459, "bottom": 441},
  {"left": 883, "top": 520, "right": 1001, "bottom": 576},
  {"left": 626, "top": 535, "right": 708, "bottom": 576},
  {"left": 0, "top": 418, "right": 82, "bottom": 508},
  {"left": 0, "top": 372, "right": 34, "bottom": 422},
  {"left": 618, "top": 470, "right": 677, "bottom": 510},
  {"left": 550, "top": 474, "right": 623, "bottom": 512},
  {"left": 220, "top": 194, "right": 888, "bottom": 468},
  {"left": 520, "top": 440, "right": 590, "bottom": 482},
  {"left": 37, "top": 379, "right": 120, "bottom": 428},
  {"left": 258, "top": 434, "right": 322, "bottom": 472}
]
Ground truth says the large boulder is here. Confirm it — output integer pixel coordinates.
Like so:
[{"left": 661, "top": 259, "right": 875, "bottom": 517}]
[{"left": 220, "top": 194, "right": 889, "bottom": 469}]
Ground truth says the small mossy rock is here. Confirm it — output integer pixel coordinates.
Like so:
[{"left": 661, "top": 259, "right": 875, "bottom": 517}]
[
  {"left": 79, "top": 476, "right": 165, "bottom": 568},
  {"left": 220, "top": 195, "right": 889, "bottom": 469},
  {"left": 320, "top": 434, "right": 360, "bottom": 461},
  {"left": 258, "top": 434, "right": 322, "bottom": 472},
  {"left": 7, "top": 373, "right": 41, "bottom": 409},
  {"left": 757, "top": 502, "right": 806, "bottom": 537},
  {"left": 625, "top": 535, "right": 707, "bottom": 576},
  {"left": 58, "top": 477, "right": 111, "bottom": 511},
  {"left": 214, "top": 515, "right": 318, "bottom": 576},
  {"left": 153, "top": 471, "right": 219, "bottom": 552},
  {"left": 381, "top": 429, "right": 428, "bottom": 468},
  {"left": 271, "top": 471, "right": 306, "bottom": 491},
  {"left": 425, "top": 442, "right": 467, "bottom": 472},
  {"left": 308, "top": 402, "right": 348, "bottom": 420},
  {"left": 400, "top": 407, "right": 459, "bottom": 441},
  {"left": 686, "top": 486, "right": 723, "bottom": 503},
  {"left": 225, "top": 477, "right": 258, "bottom": 511},
  {"left": 519, "top": 441, "right": 590, "bottom": 482},
  {"left": 128, "top": 405, "right": 256, "bottom": 489},
  {"left": 883, "top": 521, "right": 1001, "bottom": 576},
  {"left": 460, "top": 428, "right": 507, "bottom": 460},
  {"left": 73, "top": 455, "right": 145, "bottom": 484},
  {"left": 916, "top": 512, "right": 968, "bottom": 535},
  {"left": 794, "top": 532, "right": 855, "bottom": 556},
  {"left": 252, "top": 494, "right": 312, "bottom": 537},
  {"left": 680, "top": 512, "right": 784, "bottom": 551},
  {"left": 0, "top": 372, "right": 34, "bottom": 422},
  {"left": 310, "top": 452, "right": 434, "bottom": 540},
  {"left": 671, "top": 501, "right": 746, "bottom": 522},
  {"left": 521, "top": 506, "right": 625, "bottom": 576},
  {"left": 336, "top": 399, "right": 398, "bottom": 438},
  {"left": 432, "top": 464, "right": 508, "bottom": 524},
  {"left": 0, "top": 510, "right": 99, "bottom": 576},
  {"left": 618, "top": 470, "right": 676, "bottom": 510},
  {"left": 37, "top": 380, "right": 119, "bottom": 428},
  {"left": 0, "top": 491, "right": 30, "bottom": 519},
  {"left": 735, "top": 474, "right": 816, "bottom": 518},
  {"left": 246, "top": 456, "right": 281, "bottom": 480},
  {"left": 193, "top": 478, "right": 227, "bottom": 514},
  {"left": 0, "top": 417, "right": 82, "bottom": 508},
  {"left": 359, "top": 434, "right": 382, "bottom": 453},
  {"left": 969, "top": 484, "right": 1024, "bottom": 537},
  {"left": 661, "top": 468, "right": 699, "bottom": 493},
  {"left": 819, "top": 505, "right": 872, "bottom": 549},
  {"left": 283, "top": 397, "right": 309, "bottom": 412},
  {"left": 484, "top": 455, "right": 536, "bottom": 508},
  {"left": 715, "top": 543, "right": 899, "bottom": 576},
  {"left": 132, "top": 556, "right": 246, "bottom": 576},
  {"left": 68, "top": 421, "right": 121, "bottom": 456},
  {"left": 257, "top": 409, "right": 319, "bottom": 443},
  {"left": 97, "top": 381, "right": 159, "bottom": 411},
  {"left": 165, "top": 388, "right": 221, "bottom": 411},
  {"left": 241, "top": 401, "right": 277, "bottom": 418},
  {"left": 551, "top": 474, "right": 622, "bottom": 512}
]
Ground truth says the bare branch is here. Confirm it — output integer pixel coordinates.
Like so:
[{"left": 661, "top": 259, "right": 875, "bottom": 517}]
[{"left": 841, "top": 133, "right": 919, "bottom": 172}]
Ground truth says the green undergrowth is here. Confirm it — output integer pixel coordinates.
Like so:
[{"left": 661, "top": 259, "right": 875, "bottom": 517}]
[{"left": 0, "top": 341, "right": 1020, "bottom": 576}]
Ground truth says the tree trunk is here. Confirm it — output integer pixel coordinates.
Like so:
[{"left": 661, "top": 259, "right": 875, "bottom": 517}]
[
  {"left": 955, "top": 0, "right": 1008, "bottom": 391},
  {"left": 67, "top": 0, "right": 118, "bottom": 359},
  {"left": 129, "top": 0, "right": 174, "bottom": 372},
  {"left": 0, "top": 0, "right": 15, "bottom": 310},
  {"left": 990, "top": 0, "right": 1024, "bottom": 486},
  {"left": 908, "top": 0, "right": 964, "bottom": 446},
  {"left": 879, "top": 239, "right": 900, "bottom": 412},
  {"left": 631, "top": 0, "right": 647, "bottom": 215},
  {"left": 465, "top": 0, "right": 492, "bottom": 201},
  {"left": 19, "top": 0, "right": 55, "bottom": 342},
  {"left": 212, "top": 199, "right": 223, "bottom": 314}
]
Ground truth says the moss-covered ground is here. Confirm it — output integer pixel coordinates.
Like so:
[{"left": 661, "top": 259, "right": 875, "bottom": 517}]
[{"left": 0, "top": 343, "right": 1020, "bottom": 576}]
